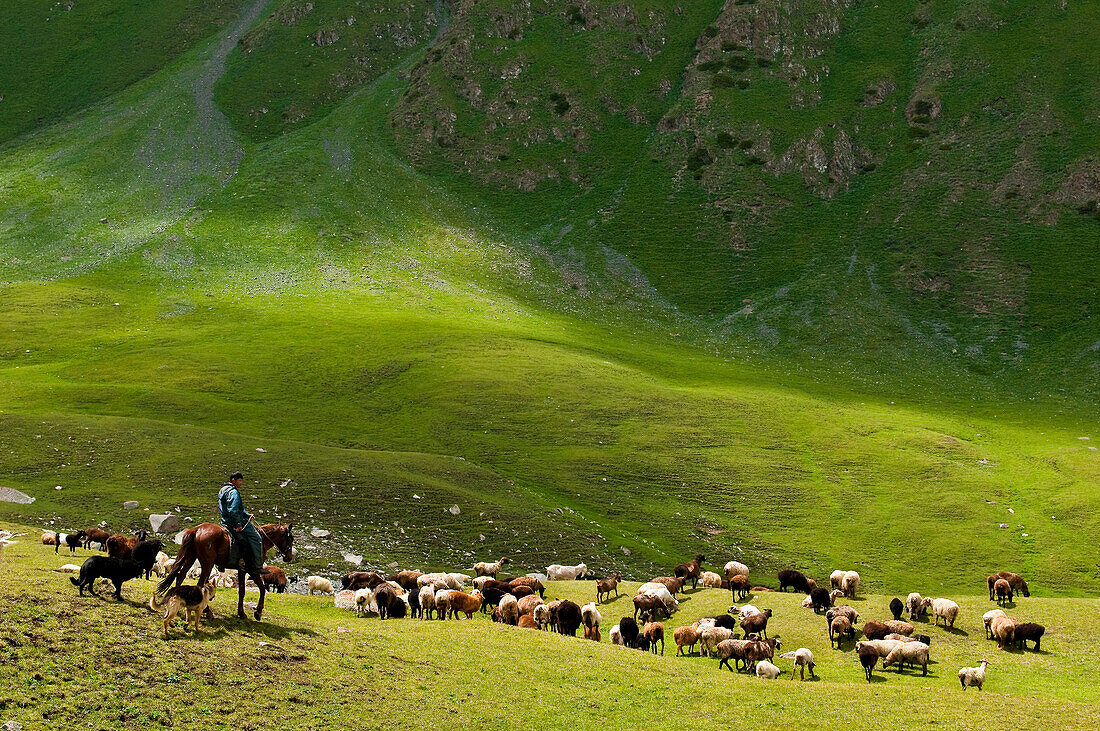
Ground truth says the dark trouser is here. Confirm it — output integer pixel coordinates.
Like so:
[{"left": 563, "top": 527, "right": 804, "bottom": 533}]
[{"left": 233, "top": 523, "right": 263, "bottom": 573}]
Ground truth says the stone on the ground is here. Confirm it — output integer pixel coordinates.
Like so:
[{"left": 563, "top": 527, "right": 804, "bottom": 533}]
[
  {"left": 150, "top": 514, "right": 180, "bottom": 533},
  {"left": 123, "top": 500, "right": 139, "bottom": 510},
  {"left": 0, "top": 487, "right": 35, "bottom": 504},
  {"left": 449, "top": 504, "right": 460, "bottom": 515},
  {"left": 310, "top": 528, "right": 330, "bottom": 538}
]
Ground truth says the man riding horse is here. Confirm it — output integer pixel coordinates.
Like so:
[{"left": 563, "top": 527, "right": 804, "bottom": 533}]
[{"left": 220, "top": 472, "right": 263, "bottom": 575}]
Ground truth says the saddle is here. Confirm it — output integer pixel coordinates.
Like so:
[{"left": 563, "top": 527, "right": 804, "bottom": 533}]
[{"left": 220, "top": 525, "right": 247, "bottom": 571}]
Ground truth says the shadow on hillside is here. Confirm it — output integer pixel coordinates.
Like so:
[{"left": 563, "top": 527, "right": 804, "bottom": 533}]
[
  {"left": 205, "top": 616, "right": 320, "bottom": 640},
  {"left": 942, "top": 626, "right": 969, "bottom": 637}
]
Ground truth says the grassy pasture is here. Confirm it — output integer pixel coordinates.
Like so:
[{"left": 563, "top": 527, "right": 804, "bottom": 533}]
[{"left": 2, "top": 524, "right": 1098, "bottom": 729}]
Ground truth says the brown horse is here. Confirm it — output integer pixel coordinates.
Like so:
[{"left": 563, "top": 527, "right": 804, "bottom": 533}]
[{"left": 156, "top": 522, "right": 294, "bottom": 620}]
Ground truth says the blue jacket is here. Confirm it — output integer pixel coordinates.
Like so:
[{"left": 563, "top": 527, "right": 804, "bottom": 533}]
[{"left": 218, "top": 484, "right": 252, "bottom": 531}]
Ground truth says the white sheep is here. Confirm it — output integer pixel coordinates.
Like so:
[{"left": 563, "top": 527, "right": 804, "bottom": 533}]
[
  {"left": 700, "top": 571, "right": 724, "bottom": 589},
  {"left": 695, "top": 617, "right": 717, "bottom": 631},
  {"left": 444, "top": 573, "right": 471, "bottom": 590},
  {"left": 779, "top": 648, "right": 817, "bottom": 680},
  {"left": 931, "top": 597, "right": 960, "bottom": 629},
  {"left": 841, "top": 571, "right": 860, "bottom": 598},
  {"left": 610, "top": 624, "right": 624, "bottom": 646},
  {"left": 59, "top": 563, "right": 82, "bottom": 572},
  {"left": 724, "top": 561, "right": 749, "bottom": 580},
  {"left": 473, "top": 557, "right": 511, "bottom": 577},
  {"left": 830, "top": 570, "right": 847, "bottom": 589},
  {"left": 546, "top": 563, "right": 587, "bottom": 581},
  {"left": 736, "top": 604, "right": 761, "bottom": 619},
  {"left": 307, "top": 576, "right": 335, "bottom": 596},
  {"left": 755, "top": 659, "right": 782, "bottom": 679},
  {"left": 906, "top": 592, "right": 926, "bottom": 620},
  {"left": 801, "top": 595, "right": 814, "bottom": 608},
  {"left": 499, "top": 593, "right": 519, "bottom": 625},
  {"left": 471, "top": 575, "right": 496, "bottom": 590},
  {"left": 700, "top": 626, "right": 734, "bottom": 657},
  {"left": 581, "top": 602, "right": 602, "bottom": 639},
  {"left": 983, "top": 609, "right": 1007, "bottom": 639},
  {"left": 354, "top": 588, "right": 375, "bottom": 616},
  {"left": 418, "top": 585, "right": 436, "bottom": 619},
  {"left": 533, "top": 603, "right": 550, "bottom": 630},
  {"left": 883, "top": 642, "right": 930, "bottom": 675},
  {"left": 417, "top": 572, "right": 450, "bottom": 590},
  {"left": 855, "top": 639, "right": 905, "bottom": 659},
  {"left": 958, "top": 659, "right": 990, "bottom": 690},
  {"left": 637, "top": 584, "right": 678, "bottom": 612}
]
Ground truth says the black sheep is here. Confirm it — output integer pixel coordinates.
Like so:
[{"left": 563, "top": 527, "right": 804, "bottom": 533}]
[
  {"left": 777, "top": 569, "right": 814, "bottom": 594},
  {"left": 858, "top": 644, "right": 879, "bottom": 683},
  {"left": 711, "top": 614, "right": 737, "bottom": 630},
  {"left": 555, "top": 600, "right": 582, "bottom": 636},
  {"left": 619, "top": 617, "right": 640, "bottom": 648},
  {"left": 57, "top": 530, "right": 87, "bottom": 555},
  {"left": 890, "top": 597, "right": 904, "bottom": 621},
  {"left": 1014, "top": 623, "right": 1045, "bottom": 651},
  {"left": 70, "top": 556, "right": 144, "bottom": 599},
  {"left": 810, "top": 586, "right": 833, "bottom": 613}
]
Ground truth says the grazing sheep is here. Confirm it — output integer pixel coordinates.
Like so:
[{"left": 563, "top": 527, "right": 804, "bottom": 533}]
[
  {"left": 931, "top": 598, "right": 960, "bottom": 629},
  {"left": 674, "top": 623, "right": 701, "bottom": 656},
  {"left": 618, "top": 617, "right": 640, "bottom": 648},
  {"left": 517, "top": 594, "right": 544, "bottom": 617},
  {"left": 905, "top": 592, "right": 926, "bottom": 621},
  {"left": 715, "top": 638, "right": 754, "bottom": 672},
  {"left": 885, "top": 633, "right": 932, "bottom": 645},
  {"left": 994, "top": 578, "right": 1013, "bottom": 606},
  {"left": 856, "top": 639, "right": 905, "bottom": 660},
  {"left": 42, "top": 531, "right": 59, "bottom": 546},
  {"left": 498, "top": 593, "right": 519, "bottom": 626},
  {"left": 1014, "top": 622, "right": 1045, "bottom": 651},
  {"left": 473, "top": 557, "right": 511, "bottom": 577},
  {"left": 354, "top": 588, "right": 375, "bottom": 616},
  {"left": 642, "top": 621, "right": 665, "bottom": 655},
  {"left": 533, "top": 603, "right": 550, "bottom": 630},
  {"left": 700, "top": 571, "right": 724, "bottom": 589},
  {"left": 858, "top": 643, "right": 880, "bottom": 683},
  {"left": 739, "top": 608, "right": 773, "bottom": 640},
  {"left": 545, "top": 563, "right": 587, "bottom": 581},
  {"left": 809, "top": 586, "right": 833, "bottom": 613},
  {"left": 443, "top": 573, "right": 471, "bottom": 590},
  {"left": 883, "top": 642, "right": 930, "bottom": 675},
  {"left": 755, "top": 660, "right": 782, "bottom": 680},
  {"left": 609, "top": 624, "right": 624, "bottom": 646},
  {"left": 388, "top": 570, "right": 422, "bottom": 593},
  {"left": 825, "top": 605, "right": 859, "bottom": 625},
  {"left": 830, "top": 570, "right": 846, "bottom": 590},
  {"left": 701, "top": 626, "right": 735, "bottom": 657},
  {"left": 990, "top": 615, "right": 1016, "bottom": 649},
  {"left": 862, "top": 620, "right": 892, "bottom": 641},
  {"left": 518, "top": 614, "right": 539, "bottom": 629},
  {"left": 637, "top": 584, "right": 679, "bottom": 612},
  {"left": 830, "top": 615, "right": 853, "bottom": 648},
  {"left": 510, "top": 585, "right": 536, "bottom": 599},
  {"left": 596, "top": 572, "right": 622, "bottom": 603},
  {"left": 841, "top": 571, "right": 860, "bottom": 599},
  {"left": 57, "top": 531, "right": 87, "bottom": 555},
  {"left": 729, "top": 575, "right": 750, "bottom": 601},
  {"left": 417, "top": 585, "right": 435, "bottom": 619},
  {"left": 650, "top": 576, "right": 685, "bottom": 594},
  {"left": 983, "top": 608, "right": 1007, "bottom": 639},
  {"left": 734, "top": 604, "right": 762, "bottom": 619},
  {"left": 581, "top": 602, "right": 602, "bottom": 641},
  {"left": 744, "top": 636, "right": 782, "bottom": 672},
  {"left": 83, "top": 527, "right": 110, "bottom": 551},
  {"left": 433, "top": 589, "right": 453, "bottom": 621},
  {"left": 959, "top": 659, "right": 990, "bottom": 690},
  {"left": 724, "top": 561, "right": 749, "bottom": 580},
  {"left": 307, "top": 576, "right": 335, "bottom": 596},
  {"left": 889, "top": 597, "right": 904, "bottom": 621},
  {"left": 779, "top": 648, "right": 817, "bottom": 680},
  {"left": 471, "top": 575, "right": 497, "bottom": 591},
  {"left": 674, "top": 554, "right": 705, "bottom": 590},
  {"left": 987, "top": 572, "right": 1029, "bottom": 600},
  {"left": 449, "top": 590, "right": 483, "bottom": 619},
  {"left": 374, "top": 583, "right": 403, "bottom": 620},
  {"left": 345, "top": 572, "right": 387, "bottom": 590},
  {"left": 883, "top": 620, "right": 914, "bottom": 636},
  {"left": 801, "top": 595, "right": 813, "bottom": 609},
  {"left": 777, "top": 569, "right": 814, "bottom": 594},
  {"left": 709, "top": 614, "right": 738, "bottom": 631},
  {"left": 508, "top": 576, "right": 545, "bottom": 598}
]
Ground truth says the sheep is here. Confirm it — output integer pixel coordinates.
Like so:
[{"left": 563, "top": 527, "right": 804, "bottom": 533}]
[
  {"left": 809, "top": 586, "right": 833, "bottom": 613},
  {"left": 744, "top": 636, "right": 781, "bottom": 672},
  {"left": 674, "top": 623, "right": 701, "bottom": 656},
  {"left": 618, "top": 617, "right": 640, "bottom": 648},
  {"left": 508, "top": 576, "right": 545, "bottom": 598},
  {"left": 637, "top": 584, "right": 678, "bottom": 612},
  {"left": 709, "top": 614, "right": 738, "bottom": 631},
  {"left": 354, "top": 588, "right": 375, "bottom": 616},
  {"left": 545, "top": 563, "right": 587, "bottom": 581},
  {"left": 889, "top": 597, "right": 904, "bottom": 621},
  {"left": 417, "top": 585, "right": 435, "bottom": 619},
  {"left": 674, "top": 554, "right": 705, "bottom": 589},
  {"left": 958, "top": 659, "right": 990, "bottom": 690},
  {"left": 883, "top": 620, "right": 914, "bottom": 636},
  {"left": 841, "top": 571, "right": 860, "bottom": 599},
  {"left": 497, "top": 593, "right": 519, "bottom": 625},
  {"left": 633, "top": 593, "right": 669, "bottom": 620},
  {"left": 755, "top": 660, "right": 782, "bottom": 680},
  {"left": 856, "top": 639, "right": 905, "bottom": 660},
  {"left": 433, "top": 590, "right": 453, "bottom": 621},
  {"left": 801, "top": 595, "right": 813, "bottom": 609},
  {"left": 473, "top": 557, "right": 511, "bottom": 577},
  {"left": 862, "top": 620, "right": 892, "bottom": 641},
  {"left": 994, "top": 578, "right": 1013, "bottom": 606},
  {"left": 830, "top": 615, "right": 853, "bottom": 648},
  {"left": 779, "top": 648, "right": 817, "bottom": 680},
  {"left": 57, "top": 531, "right": 86, "bottom": 555},
  {"left": 517, "top": 594, "right": 543, "bottom": 617},
  {"left": 734, "top": 603, "right": 761, "bottom": 619},
  {"left": 642, "top": 621, "right": 665, "bottom": 655},
  {"left": 42, "top": 531, "right": 58, "bottom": 546},
  {"left": 345, "top": 571, "right": 387, "bottom": 590},
  {"left": 858, "top": 643, "right": 880, "bottom": 683},
  {"left": 724, "top": 561, "right": 749, "bottom": 580},
  {"left": 83, "top": 527, "right": 110, "bottom": 551},
  {"left": 777, "top": 569, "right": 814, "bottom": 594},
  {"left": 533, "top": 603, "right": 550, "bottom": 630},
  {"left": 58, "top": 563, "right": 82, "bottom": 572},
  {"left": 883, "top": 642, "right": 930, "bottom": 675},
  {"left": 987, "top": 572, "right": 1029, "bottom": 600},
  {"left": 739, "top": 608, "right": 772, "bottom": 640},
  {"left": 581, "top": 602, "right": 602, "bottom": 641},
  {"left": 990, "top": 615, "right": 1016, "bottom": 649},
  {"left": 333, "top": 589, "right": 356, "bottom": 611},
  {"left": 885, "top": 633, "right": 932, "bottom": 645},
  {"left": 471, "top": 575, "right": 497, "bottom": 591},
  {"left": 700, "top": 571, "right": 723, "bottom": 589},
  {"left": 700, "top": 626, "right": 734, "bottom": 657},
  {"left": 1014, "top": 622, "right": 1045, "bottom": 651},
  {"left": 518, "top": 614, "right": 539, "bottom": 629},
  {"left": 983, "top": 608, "right": 1008, "bottom": 638},
  {"left": 729, "top": 575, "right": 750, "bottom": 601},
  {"left": 449, "top": 590, "right": 483, "bottom": 619},
  {"left": 374, "top": 583, "right": 403, "bottom": 620},
  {"left": 153, "top": 551, "right": 173, "bottom": 578},
  {"left": 131, "top": 539, "right": 164, "bottom": 581},
  {"left": 715, "top": 638, "right": 754, "bottom": 672},
  {"left": 830, "top": 570, "right": 846, "bottom": 589},
  {"left": 388, "top": 570, "right": 422, "bottom": 593},
  {"left": 307, "top": 576, "right": 335, "bottom": 596},
  {"left": 931, "top": 598, "right": 960, "bottom": 629},
  {"left": 650, "top": 576, "right": 685, "bottom": 594},
  {"left": 825, "top": 605, "right": 859, "bottom": 625},
  {"left": 596, "top": 572, "right": 622, "bottom": 603},
  {"left": 610, "top": 624, "right": 624, "bottom": 646}
]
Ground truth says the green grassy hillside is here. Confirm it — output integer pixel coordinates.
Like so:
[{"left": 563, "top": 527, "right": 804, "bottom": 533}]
[
  {"left": 0, "top": 0, "right": 1097, "bottom": 598},
  {"left": 3, "top": 529, "right": 1099, "bottom": 728}
]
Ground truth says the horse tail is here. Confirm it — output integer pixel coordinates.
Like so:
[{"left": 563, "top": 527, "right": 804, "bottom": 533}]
[{"left": 156, "top": 530, "right": 195, "bottom": 594}]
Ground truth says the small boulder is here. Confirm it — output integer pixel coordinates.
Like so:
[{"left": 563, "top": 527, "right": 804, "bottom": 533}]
[
  {"left": 174, "top": 530, "right": 187, "bottom": 545},
  {"left": 123, "top": 500, "right": 139, "bottom": 510},
  {"left": 310, "top": 529, "right": 330, "bottom": 538},
  {"left": 149, "top": 514, "right": 179, "bottom": 533},
  {"left": 448, "top": 504, "right": 460, "bottom": 516},
  {"left": 343, "top": 553, "right": 362, "bottom": 565}
]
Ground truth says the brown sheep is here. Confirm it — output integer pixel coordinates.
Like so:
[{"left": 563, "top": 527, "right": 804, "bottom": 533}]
[
  {"left": 739, "top": 608, "right": 773, "bottom": 640},
  {"left": 388, "top": 570, "right": 423, "bottom": 593},
  {"left": 343, "top": 571, "right": 386, "bottom": 590},
  {"left": 729, "top": 575, "right": 750, "bottom": 601},
  {"left": 883, "top": 620, "right": 914, "bottom": 636},
  {"left": 994, "top": 578, "right": 1013, "bottom": 606},
  {"left": 990, "top": 615, "right": 1016, "bottom": 649},
  {"left": 508, "top": 576, "right": 545, "bottom": 598},
  {"left": 674, "top": 555, "right": 705, "bottom": 590},
  {"left": 83, "top": 528, "right": 110, "bottom": 551},
  {"left": 862, "top": 620, "right": 892, "bottom": 641},
  {"left": 987, "top": 571, "right": 1030, "bottom": 599},
  {"left": 510, "top": 585, "right": 535, "bottom": 599},
  {"left": 744, "top": 636, "right": 781, "bottom": 672},
  {"left": 642, "top": 621, "right": 665, "bottom": 655},
  {"left": 518, "top": 614, "right": 538, "bottom": 629},
  {"left": 632, "top": 594, "right": 669, "bottom": 620},
  {"left": 651, "top": 576, "right": 685, "bottom": 594},
  {"left": 517, "top": 594, "right": 544, "bottom": 617},
  {"left": 553, "top": 600, "right": 583, "bottom": 636},
  {"left": 596, "top": 572, "right": 622, "bottom": 603},
  {"left": 674, "top": 624, "right": 701, "bottom": 656},
  {"left": 830, "top": 615, "right": 853, "bottom": 648},
  {"left": 715, "top": 638, "right": 755, "bottom": 672},
  {"left": 448, "top": 590, "right": 483, "bottom": 619}
]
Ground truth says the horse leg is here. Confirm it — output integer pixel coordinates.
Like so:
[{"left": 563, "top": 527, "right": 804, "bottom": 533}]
[
  {"left": 254, "top": 571, "right": 266, "bottom": 621},
  {"left": 196, "top": 561, "right": 216, "bottom": 619},
  {"left": 237, "top": 572, "right": 247, "bottom": 619}
]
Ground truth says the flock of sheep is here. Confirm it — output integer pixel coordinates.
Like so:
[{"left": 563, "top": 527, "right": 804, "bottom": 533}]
[{"left": 301, "top": 554, "right": 1043, "bottom": 689}]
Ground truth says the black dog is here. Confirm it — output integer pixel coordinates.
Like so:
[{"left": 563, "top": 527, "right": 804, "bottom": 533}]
[
  {"left": 70, "top": 556, "right": 144, "bottom": 599},
  {"left": 131, "top": 539, "right": 165, "bottom": 580}
]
